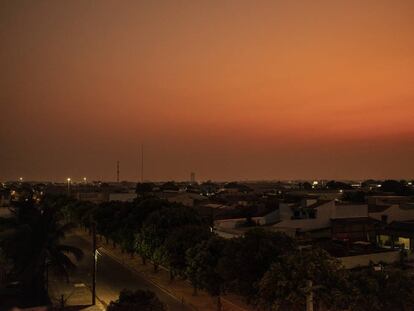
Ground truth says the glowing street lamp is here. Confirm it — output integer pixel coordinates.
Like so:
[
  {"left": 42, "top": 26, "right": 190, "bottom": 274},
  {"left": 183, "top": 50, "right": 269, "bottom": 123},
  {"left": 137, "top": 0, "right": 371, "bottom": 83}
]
[
  {"left": 19, "top": 177, "right": 23, "bottom": 182},
  {"left": 83, "top": 177, "right": 87, "bottom": 183},
  {"left": 67, "top": 178, "right": 71, "bottom": 194}
]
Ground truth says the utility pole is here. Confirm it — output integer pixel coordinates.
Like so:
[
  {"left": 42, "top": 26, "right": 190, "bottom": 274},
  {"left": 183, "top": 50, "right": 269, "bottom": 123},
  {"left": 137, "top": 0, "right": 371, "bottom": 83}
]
[
  {"left": 305, "top": 279, "right": 314, "bottom": 311},
  {"left": 92, "top": 221, "right": 97, "bottom": 305}
]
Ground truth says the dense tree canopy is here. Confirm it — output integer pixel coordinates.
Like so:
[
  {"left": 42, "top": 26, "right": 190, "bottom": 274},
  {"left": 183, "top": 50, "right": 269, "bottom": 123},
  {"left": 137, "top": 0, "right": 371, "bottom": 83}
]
[
  {"left": 257, "top": 248, "right": 350, "bottom": 311},
  {"left": 342, "top": 191, "right": 366, "bottom": 203},
  {"left": 380, "top": 180, "right": 412, "bottom": 195},
  {"left": 136, "top": 182, "right": 155, "bottom": 197},
  {"left": 325, "top": 180, "right": 353, "bottom": 190},
  {"left": 186, "top": 236, "right": 227, "bottom": 310},
  {"left": 135, "top": 205, "right": 205, "bottom": 270},
  {"left": 350, "top": 268, "right": 414, "bottom": 311},
  {"left": 164, "top": 225, "right": 212, "bottom": 277},
  {"left": 218, "top": 229, "right": 297, "bottom": 300}
]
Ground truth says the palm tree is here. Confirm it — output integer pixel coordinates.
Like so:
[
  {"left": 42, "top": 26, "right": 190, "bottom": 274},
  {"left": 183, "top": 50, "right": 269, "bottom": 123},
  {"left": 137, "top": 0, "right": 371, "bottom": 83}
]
[{"left": 0, "top": 200, "right": 83, "bottom": 307}]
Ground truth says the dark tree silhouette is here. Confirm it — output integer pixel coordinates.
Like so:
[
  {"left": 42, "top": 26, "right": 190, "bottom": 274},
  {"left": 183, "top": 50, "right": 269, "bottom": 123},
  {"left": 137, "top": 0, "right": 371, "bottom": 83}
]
[
  {"left": 257, "top": 248, "right": 350, "bottom": 311},
  {"left": 381, "top": 180, "right": 410, "bottom": 195},
  {"left": 186, "top": 236, "right": 227, "bottom": 311},
  {"left": 218, "top": 228, "right": 297, "bottom": 301},
  {"left": 325, "top": 180, "right": 353, "bottom": 190},
  {"left": 0, "top": 201, "right": 83, "bottom": 307}
]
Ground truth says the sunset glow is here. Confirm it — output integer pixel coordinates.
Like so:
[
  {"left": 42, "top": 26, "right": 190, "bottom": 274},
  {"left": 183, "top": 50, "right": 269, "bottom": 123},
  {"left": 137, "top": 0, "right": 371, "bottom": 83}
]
[{"left": 1, "top": 1, "right": 414, "bottom": 181}]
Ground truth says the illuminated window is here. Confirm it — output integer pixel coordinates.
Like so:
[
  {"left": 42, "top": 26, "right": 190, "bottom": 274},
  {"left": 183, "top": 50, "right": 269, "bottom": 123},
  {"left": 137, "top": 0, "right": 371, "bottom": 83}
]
[
  {"left": 378, "top": 235, "right": 392, "bottom": 247},
  {"left": 397, "top": 237, "right": 410, "bottom": 250}
]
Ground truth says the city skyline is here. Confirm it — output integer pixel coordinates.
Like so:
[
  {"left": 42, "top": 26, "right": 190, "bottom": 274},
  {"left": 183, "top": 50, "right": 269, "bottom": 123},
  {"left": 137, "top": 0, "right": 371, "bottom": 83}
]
[{"left": 1, "top": 1, "right": 414, "bottom": 181}]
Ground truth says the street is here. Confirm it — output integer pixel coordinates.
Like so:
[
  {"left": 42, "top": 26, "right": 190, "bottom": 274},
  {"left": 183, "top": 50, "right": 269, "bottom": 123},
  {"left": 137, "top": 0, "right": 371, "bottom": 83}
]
[{"left": 60, "top": 233, "right": 190, "bottom": 311}]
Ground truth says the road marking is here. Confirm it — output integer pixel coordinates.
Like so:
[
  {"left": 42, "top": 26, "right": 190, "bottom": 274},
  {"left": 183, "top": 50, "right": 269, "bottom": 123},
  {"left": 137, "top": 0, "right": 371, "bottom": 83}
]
[{"left": 98, "top": 246, "right": 197, "bottom": 310}]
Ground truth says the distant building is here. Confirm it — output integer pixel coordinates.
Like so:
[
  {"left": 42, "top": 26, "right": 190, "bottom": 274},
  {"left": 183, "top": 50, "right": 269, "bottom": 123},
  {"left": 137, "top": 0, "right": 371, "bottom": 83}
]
[
  {"left": 109, "top": 192, "right": 137, "bottom": 202},
  {"left": 274, "top": 200, "right": 376, "bottom": 239},
  {"left": 214, "top": 208, "right": 280, "bottom": 229},
  {"left": 76, "top": 192, "right": 108, "bottom": 204},
  {"left": 367, "top": 195, "right": 413, "bottom": 206},
  {"left": 0, "top": 190, "right": 11, "bottom": 206},
  {"left": 167, "top": 193, "right": 207, "bottom": 207},
  {"left": 369, "top": 203, "right": 414, "bottom": 223}
]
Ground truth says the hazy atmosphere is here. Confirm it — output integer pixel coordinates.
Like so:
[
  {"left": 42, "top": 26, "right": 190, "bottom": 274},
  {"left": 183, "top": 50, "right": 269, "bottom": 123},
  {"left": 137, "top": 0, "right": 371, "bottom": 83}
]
[{"left": 1, "top": 0, "right": 414, "bottom": 181}]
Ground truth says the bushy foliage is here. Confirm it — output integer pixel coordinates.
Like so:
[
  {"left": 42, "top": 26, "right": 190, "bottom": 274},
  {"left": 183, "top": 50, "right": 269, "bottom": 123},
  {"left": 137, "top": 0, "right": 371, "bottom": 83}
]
[
  {"left": 164, "top": 225, "right": 212, "bottom": 277},
  {"left": 349, "top": 267, "right": 414, "bottom": 311},
  {"left": 257, "top": 248, "right": 350, "bottom": 311},
  {"left": 186, "top": 236, "right": 227, "bottom": 297},
  {"left": 135, "top": 205, "right": 205, "bottom": 270},
  {"left": 218, "top": 229, "right": 297, "bottom": 300}
]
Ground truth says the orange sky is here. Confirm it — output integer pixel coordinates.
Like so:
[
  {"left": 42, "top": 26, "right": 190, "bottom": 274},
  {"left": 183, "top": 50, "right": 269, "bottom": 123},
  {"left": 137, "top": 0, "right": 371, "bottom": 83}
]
[{"left": 1, "top": 0, "right": 414, "bottom": 181}]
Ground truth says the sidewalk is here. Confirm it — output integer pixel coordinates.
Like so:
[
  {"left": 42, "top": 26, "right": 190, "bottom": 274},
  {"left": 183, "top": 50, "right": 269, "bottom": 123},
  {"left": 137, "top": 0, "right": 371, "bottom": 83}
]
[
  {"left": 48, "top": 271, "right": 105, "bottom": 311},
  {"left": 75, "top": 229, "right": 253, "bottom": 311}
]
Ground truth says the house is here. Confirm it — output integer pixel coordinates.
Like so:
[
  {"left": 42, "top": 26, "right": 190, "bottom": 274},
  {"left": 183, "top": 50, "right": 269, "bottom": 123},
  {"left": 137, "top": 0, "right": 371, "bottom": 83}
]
[
  {"left": 331, "top": 217, "right": 378, "bottom": 241},
  {"left": 377, "top": 220, "right": 414, "bottom": 252},
  {"left": 274, "top": 200, "right": 374, "bottom": 239},
  {"left": 274, "top": 200, "right": 334, "bottom": 233},
  {"left": 213, "top": 208, "right": 280, "bottom": 229},
  {"left": 369, "top": 203, "right": 414, "bottom": 224},
  {"left": 367, "top": 195, "right": 413, "bottom": 206}
]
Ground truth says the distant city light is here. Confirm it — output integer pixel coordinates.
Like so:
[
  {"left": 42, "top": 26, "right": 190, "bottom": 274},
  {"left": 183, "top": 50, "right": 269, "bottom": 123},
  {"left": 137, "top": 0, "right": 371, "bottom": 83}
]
[
  {"left": 83, "top": 177, "right": 87, "bottom": 182},
  {"left": 312, "top": 181, "right": 318, "bottom": 185},
  {"left": 67, "top": 178, "right": 71, "bottom": 182},
  {"left": 19, "top": 177, "right": 23, "bottom": 182}
]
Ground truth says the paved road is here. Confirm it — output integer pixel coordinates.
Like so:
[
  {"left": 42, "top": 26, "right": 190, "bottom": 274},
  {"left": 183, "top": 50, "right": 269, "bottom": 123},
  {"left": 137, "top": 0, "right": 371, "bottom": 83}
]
[{"left": 64, "top": 233, "right": 189, "bottom": 311}]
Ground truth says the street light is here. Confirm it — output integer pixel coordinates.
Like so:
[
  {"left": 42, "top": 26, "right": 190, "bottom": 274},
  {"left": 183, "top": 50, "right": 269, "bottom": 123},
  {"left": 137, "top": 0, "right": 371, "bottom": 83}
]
[
  {"left": 67, "top": 178, "right": 71, "bottom": 194},
  {"left": 91, "top": 220, "right": 97, "bottom": 305},
  {"left": 83, "top": 177, "right": 87, "bottom": 184},
  {"left": 19, "top": 177, "right": 23, "bottom": 182}
]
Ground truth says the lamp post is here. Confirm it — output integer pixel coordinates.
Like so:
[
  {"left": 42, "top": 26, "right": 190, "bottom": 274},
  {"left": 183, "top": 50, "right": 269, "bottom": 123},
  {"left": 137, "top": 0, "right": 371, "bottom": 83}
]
[
  {"left": 67, "top": 178, "right": 71, "bottom": 194},
  {"left": 305, "top": 280, "right": 314, "bottom": 311},
  {"left": 91, "top": 220, "right": 97, "bottom": 305}
]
